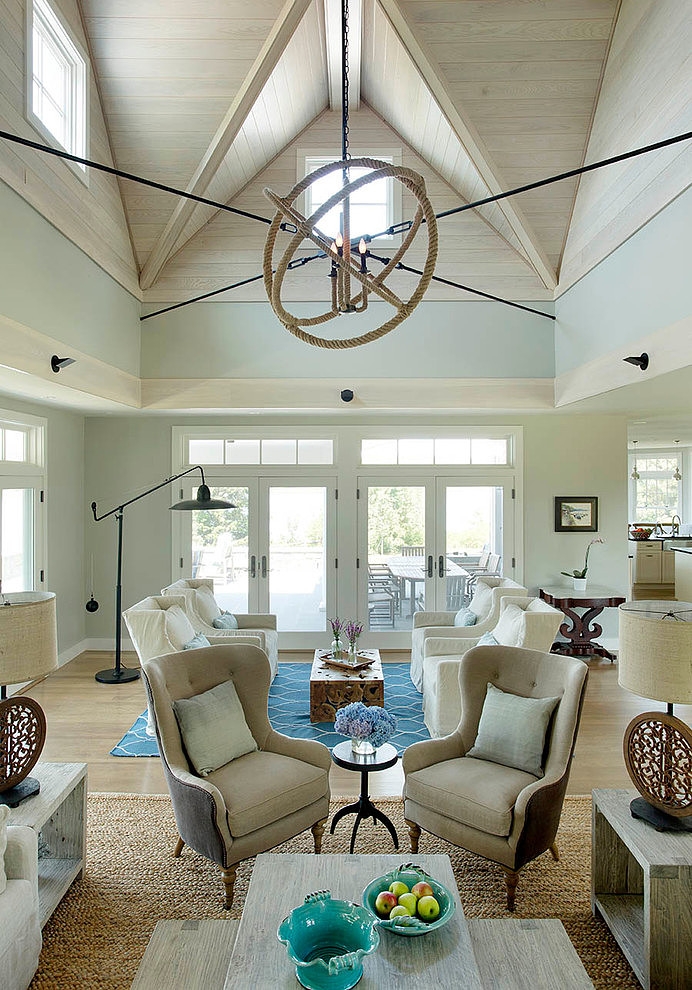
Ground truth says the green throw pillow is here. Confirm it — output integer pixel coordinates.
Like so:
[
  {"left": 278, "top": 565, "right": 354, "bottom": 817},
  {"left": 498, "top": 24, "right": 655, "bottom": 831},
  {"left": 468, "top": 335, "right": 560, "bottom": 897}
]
[
  {"left": 467, "top": 682, "right": 560, "bottom": 777},
  {"left": 454, "top": 607, "right": 477, "bottom": 627},
  {"left": 212, "top": 612, "right": 238, "bottom": 629},
  {"left": 183, "top": 632, "right": 211, "bottom": 650},
  {"left": 173, "top": 679, "right": 257, "bottom": 776}
]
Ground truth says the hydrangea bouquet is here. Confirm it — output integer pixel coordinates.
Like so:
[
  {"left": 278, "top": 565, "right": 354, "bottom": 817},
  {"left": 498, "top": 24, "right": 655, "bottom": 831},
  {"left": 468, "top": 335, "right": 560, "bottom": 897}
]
[{"left": 335, "top": 702, "right": 397, "bottom": 752}]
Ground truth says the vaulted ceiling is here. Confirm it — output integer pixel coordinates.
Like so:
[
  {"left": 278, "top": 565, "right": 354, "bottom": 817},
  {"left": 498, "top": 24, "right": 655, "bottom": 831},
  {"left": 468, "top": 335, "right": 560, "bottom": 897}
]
[{"left": 80, "top": 0, "right": 622, "bottom": 305}]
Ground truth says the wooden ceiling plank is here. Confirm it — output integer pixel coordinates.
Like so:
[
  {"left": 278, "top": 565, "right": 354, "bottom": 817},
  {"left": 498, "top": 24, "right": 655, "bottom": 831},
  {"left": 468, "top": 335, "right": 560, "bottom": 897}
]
[
  {"left": 377, "top": 0, "right": 557, "bottom": 290},
  {"left": 139, "top": 0, "right": 313, "bottom": 290}
]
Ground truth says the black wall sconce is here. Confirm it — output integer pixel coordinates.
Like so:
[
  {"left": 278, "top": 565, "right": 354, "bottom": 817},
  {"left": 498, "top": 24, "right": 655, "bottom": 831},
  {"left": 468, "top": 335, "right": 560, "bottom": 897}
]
[
  {"left": 623, "top": 352, "right": 649, "bottom": 371},
  {"left": 340, "top": 389, "right": 354, "bottom": 402},
  {"left": 51, "top": 355, "right": 75, "bottom": 373}
]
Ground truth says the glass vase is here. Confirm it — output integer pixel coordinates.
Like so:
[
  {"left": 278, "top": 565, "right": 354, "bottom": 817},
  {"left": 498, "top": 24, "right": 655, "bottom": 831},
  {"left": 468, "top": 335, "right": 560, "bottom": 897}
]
[
  {"left": 351, "top": 737, "right": 375, "bottom": 756},
  {"left": 348, "top": 642, "right": 359, "bottom": 663},
  {"left": 330, "top": 638, "right": 342, "bottom": 659}
]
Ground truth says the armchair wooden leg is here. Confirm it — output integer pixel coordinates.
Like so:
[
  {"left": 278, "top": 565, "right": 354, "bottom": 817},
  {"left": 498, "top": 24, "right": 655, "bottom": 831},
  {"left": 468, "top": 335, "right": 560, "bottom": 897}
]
[
  {"left": 173, "top": 837, "right": 185, "bottom": 857},
  {"left": 549, "top": 842, "right": 560, "bottom": 862},
  {"left": 404, "top": 819, "right": 421, "bottom": 854},
  {"left": 221, "top": 865, "right": 237, "bottom": 910},
  {"left": 311, "top": 818, "right": 327, "bottom": 854},
  {"left": 503, "top": 869, "right": 520, "bottom": 912}
]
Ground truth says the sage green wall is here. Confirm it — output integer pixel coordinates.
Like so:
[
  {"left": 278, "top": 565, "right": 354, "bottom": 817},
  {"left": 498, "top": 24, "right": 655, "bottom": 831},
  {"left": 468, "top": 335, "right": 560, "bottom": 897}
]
[
  {"left": 0, "top": 391, "right": 86, "bottom": 654},
  {"left": 0, "top": 180, "right": 141, "bottom": 375}
]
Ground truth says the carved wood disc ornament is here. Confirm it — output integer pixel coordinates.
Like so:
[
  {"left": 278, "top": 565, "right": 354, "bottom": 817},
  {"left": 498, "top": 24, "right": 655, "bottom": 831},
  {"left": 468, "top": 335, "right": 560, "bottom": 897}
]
[
  {"left": 0, "top": 697, "right": 46, "bottom": 792},
  {"left": 623, "top": 711, "right": 692, "bottom": 816},
  {"left": 263, "top": 158, "right": 438, "bottom": 349}
]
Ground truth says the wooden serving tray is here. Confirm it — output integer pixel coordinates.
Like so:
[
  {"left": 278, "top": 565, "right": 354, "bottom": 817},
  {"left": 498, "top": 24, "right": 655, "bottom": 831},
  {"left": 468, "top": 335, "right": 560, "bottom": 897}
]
[{"left": 317, "top": 654, "right": 376, "bottom": 672}]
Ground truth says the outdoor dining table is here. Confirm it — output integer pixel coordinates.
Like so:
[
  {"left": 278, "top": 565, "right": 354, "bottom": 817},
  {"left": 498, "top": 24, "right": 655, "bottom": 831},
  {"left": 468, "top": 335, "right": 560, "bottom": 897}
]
[{"left": 386, "top": 555, "right": 470, "bottom": 614}]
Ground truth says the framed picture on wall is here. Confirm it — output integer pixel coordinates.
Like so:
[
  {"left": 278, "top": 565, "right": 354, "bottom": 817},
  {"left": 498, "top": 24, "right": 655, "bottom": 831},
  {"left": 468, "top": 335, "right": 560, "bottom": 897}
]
[{"left": 554, "top": 496, "right": 598, "bottom": 533}]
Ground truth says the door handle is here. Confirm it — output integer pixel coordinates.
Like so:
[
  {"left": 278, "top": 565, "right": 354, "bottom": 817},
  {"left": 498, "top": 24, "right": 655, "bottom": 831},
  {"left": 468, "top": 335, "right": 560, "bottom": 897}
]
[
  {"left": 250, "top": 555, "right": 256, "bottom": 578},
  {"left": 261, "top": 555, "right": 267, "bottom": 578},
  {"left": 427, "top": 555, "right": 433, "bottom": 577},
  {"left": 438, "top": 555, "right": 445, "bottom": 577}
]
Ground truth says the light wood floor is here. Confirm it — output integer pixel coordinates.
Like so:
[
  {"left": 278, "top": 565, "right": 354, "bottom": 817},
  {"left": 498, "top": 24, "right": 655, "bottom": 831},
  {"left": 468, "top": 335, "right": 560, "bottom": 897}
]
[{"left": 22, "top": 650, "right": 692, "bottom": 799}]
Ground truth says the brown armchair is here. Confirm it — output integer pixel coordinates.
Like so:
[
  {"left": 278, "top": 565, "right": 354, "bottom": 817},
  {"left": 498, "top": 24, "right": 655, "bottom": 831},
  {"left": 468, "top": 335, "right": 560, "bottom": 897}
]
[
  {"left": 142, "top": 644, "right": 331, "bottom": 908},
  {"left": 402, "top": 645, "right": 588, "bottom": 910}
]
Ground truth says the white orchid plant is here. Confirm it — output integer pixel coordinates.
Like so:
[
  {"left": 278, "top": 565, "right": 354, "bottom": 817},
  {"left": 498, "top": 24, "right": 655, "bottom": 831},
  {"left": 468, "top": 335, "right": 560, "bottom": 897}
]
[{"left": 561, "top": 538, "right": 605, "bottom": 579}]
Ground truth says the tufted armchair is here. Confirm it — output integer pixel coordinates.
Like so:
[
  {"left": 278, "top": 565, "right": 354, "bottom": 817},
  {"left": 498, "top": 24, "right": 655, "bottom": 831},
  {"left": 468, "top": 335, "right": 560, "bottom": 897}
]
[
  {"left": 161, "top": 579, "right": 279, "bottom": 678},
  {"left": 410, "top": 577, "right": 528, "bottom": 692},
  {"left": 403, "top": 645, "right": 588, "bottom": 910},
  {"left": 142, "top": 644, "right": 331, "bottom": 908},
  {"left": 422, "top": 596, "right": 563, "bottom": 737}
]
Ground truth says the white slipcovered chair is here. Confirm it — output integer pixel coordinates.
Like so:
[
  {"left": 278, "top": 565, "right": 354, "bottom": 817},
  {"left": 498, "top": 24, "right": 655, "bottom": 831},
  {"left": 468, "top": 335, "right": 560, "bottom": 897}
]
[
  {"left": 0, "top": 810, "right": 41, "bottom": 990},
  {"left": 161, "top": 579, "right": 279, "bottom": 678},
  {"left": 410, "top": 577, "right": 528, "bottom": 692},
  {"left": 123, "top": 595, "right": 263, "bottom": 735},
  {"left": 422, "top": 596, "right": 564, "bottom": 737}
]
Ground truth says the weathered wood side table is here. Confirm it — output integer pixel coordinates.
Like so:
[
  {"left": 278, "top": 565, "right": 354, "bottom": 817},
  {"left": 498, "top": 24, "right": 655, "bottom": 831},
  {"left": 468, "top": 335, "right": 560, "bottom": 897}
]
[
  {"left": 309, "top": 649, "right": 383, "bottom": 722},
  {"left": 7, "top": 761, "right": 87, "bottom": 927},
  {"left": 592, "top": 788, "right": 692, "bottom": 989}
]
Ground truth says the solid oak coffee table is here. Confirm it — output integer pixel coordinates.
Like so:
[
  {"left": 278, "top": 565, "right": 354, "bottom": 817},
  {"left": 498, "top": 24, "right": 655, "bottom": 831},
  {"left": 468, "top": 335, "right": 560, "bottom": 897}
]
[{"left": 309, "top": 648, "right": 383, "bottom": 722}]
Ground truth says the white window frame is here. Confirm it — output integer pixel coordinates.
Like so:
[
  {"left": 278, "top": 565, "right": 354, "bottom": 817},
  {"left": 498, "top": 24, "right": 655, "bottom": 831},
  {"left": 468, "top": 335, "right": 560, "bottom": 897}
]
[
  {"left": 26, "top": 0, "right": 88, "bottom": 182},
  {"left": 0, "top": 409, "right": 47, "bottom": 591}
]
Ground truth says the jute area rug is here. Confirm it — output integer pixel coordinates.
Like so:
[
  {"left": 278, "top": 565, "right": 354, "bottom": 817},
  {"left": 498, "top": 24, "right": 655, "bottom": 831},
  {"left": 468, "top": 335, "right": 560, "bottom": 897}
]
[{"left": 30, "top": 793, "right": 637, "bottom": 990}]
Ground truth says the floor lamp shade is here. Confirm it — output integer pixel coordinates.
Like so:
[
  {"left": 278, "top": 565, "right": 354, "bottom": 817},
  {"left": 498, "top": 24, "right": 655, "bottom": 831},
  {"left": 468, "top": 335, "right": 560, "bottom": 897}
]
[{"left": 0, "top": 592, "right": 58, "bottom": 804}]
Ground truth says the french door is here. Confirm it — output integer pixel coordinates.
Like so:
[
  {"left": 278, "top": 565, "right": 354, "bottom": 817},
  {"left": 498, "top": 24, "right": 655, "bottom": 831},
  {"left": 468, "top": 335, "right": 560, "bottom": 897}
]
[
  {"left": 358, "top": 475, "right": 516, "bottom": 643},
  {"left": 173, "top": 476, "right": 336, "bottom": 646},
  {"left": 0, "top": 479, "right": 43, "bottom": 592}
]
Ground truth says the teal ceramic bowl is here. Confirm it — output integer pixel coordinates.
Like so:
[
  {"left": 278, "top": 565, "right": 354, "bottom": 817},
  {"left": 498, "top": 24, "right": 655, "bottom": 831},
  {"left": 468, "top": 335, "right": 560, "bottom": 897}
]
[
  {"left": 277, "top": 890, "right": 380, "bottom": 990},
  {"left": 361, "top": 864, "right": 456, "bottom": 937}
]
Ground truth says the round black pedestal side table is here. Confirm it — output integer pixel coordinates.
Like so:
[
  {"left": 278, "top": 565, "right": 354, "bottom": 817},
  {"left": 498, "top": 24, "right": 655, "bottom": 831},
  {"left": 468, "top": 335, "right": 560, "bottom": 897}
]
[{"left": 330, "top": 740, "right": 400, "bottom": 854}]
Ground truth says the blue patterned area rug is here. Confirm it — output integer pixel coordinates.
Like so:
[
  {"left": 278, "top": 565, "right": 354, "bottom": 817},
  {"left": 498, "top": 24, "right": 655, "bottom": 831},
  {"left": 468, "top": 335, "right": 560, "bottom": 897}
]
[{"left": 110, "top": 662, "right": 428, "bottom": 758}]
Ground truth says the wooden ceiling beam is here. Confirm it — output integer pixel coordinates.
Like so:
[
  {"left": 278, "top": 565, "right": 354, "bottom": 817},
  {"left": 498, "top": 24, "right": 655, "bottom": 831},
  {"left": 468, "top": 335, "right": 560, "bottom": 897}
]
[
  {"left": 139, "top": 0, "right": 313, "bottom": 291},
  {"left": 377, "top": 0, "right": 557, "bottom": 291}
]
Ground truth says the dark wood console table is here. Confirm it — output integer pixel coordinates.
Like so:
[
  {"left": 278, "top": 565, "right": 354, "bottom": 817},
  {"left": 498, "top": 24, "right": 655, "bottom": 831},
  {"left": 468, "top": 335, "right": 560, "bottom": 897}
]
[{"left": 539, "top": 586, "right": 625, "bottom": 661}]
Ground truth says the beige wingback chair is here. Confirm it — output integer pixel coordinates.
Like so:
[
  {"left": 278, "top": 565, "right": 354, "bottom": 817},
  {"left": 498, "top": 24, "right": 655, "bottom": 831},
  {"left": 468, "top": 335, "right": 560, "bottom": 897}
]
[
  {"left": 123, "top": 595, "right": 262, "bottom": 735},
  {"left": 422, "top": 596, "right": 563, "bottom": 737},
  {"left": 161, "top": 579, "right": 279, "bottom": 678},
  {"left": 403, "top": 645, "right": 588, "bottom": 910},
  {"left": 410, "top": 577, "right": 528, "bottom": 691},
  {"left": 142, "top": 644, "right": 331, "bottom": 909},
  {"left": 0, "top": 817, "right": 41, "bottom": 990}
]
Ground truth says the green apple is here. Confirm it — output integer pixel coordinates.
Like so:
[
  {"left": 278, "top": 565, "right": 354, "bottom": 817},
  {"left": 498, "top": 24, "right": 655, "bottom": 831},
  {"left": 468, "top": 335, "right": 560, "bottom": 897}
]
[
  {"left": 374, "top": 890, "right": 398, "bottom": 916},
  {"left": 388, "top": 880, "right": 409, "bottom": 898},
  {"left": 411, "top": 880, "right": 434, "bottom": 900},
  {"left": 397, "top": 892, "right": 418, "bottom": 915},
  {"left": 417, "top": 895, "right": 440, "bottom": 920},
  {"left": 389, "top": 904, "right": 410, "bottom": 919}
]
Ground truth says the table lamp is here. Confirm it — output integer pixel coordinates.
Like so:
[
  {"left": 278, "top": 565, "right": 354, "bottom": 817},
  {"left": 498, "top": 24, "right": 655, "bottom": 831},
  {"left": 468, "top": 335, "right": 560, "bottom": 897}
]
[
  {"left": 618, "top": 601, "right": 692, "bottom": 831},
  {"left": 0, "top": 591, "right": 58, "bottom": 807}
]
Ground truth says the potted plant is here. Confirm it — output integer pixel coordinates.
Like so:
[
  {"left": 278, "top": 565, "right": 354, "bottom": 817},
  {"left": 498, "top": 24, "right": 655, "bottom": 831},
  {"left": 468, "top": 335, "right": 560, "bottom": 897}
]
[{"left": 561, "top": 538, "right": 604, "bottom": 591}]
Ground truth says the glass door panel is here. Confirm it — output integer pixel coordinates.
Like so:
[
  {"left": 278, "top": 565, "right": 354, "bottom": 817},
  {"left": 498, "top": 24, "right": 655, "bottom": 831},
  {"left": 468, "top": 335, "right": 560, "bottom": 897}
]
[
  {"left": 266, "top": 485, "right": 327, "bottom": 632},
  {"left": 0, "top": 487, "right": 35, "bottom": 592},
  {"left": 188, "top": 486, "right": 252, "bottom": 612},
  {"left": 365, "top": 484, "right": 427, "bottom": 631}
]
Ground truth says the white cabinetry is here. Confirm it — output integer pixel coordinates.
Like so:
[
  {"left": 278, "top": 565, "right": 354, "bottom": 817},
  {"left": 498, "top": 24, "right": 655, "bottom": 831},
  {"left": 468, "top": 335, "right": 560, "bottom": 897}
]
[
  {"left": 632, "top": 541, "right": 662, "bottom": 583},
  {"left": 630, "top": 540, "right": 676, "bottom": 594}
]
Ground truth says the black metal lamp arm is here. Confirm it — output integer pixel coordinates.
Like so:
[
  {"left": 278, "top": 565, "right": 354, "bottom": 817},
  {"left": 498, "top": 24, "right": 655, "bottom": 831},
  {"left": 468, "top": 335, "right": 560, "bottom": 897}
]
[{"left": 91, "top": 465, "right": 208, "bottom": 522}]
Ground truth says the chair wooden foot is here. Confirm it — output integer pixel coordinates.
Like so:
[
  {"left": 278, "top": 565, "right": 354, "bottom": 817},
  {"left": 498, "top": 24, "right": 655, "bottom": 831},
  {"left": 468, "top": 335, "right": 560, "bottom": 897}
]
[
  {"left": 173, "top": 837, "right": 185, "bottom": 857},
  {"left": 503, "top": 869, "right": 519, "bottom": 911},
  {"left": 221, "top": 865, "right": 237, "bottom": 910},
  {"left": 312, "top": 818, "right": 327, "bottom": 854},
  {"left": 549, "top": 842, "right": 560, "bottom": 862},
  {"left": 404, "top": 819, "right": 421, "bottom": 854}
]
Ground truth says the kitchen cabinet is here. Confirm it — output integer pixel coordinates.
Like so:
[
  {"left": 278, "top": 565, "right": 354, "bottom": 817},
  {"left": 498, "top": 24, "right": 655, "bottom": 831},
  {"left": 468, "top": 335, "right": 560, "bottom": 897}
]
[
  {"left": 662, "top": 547, "right": 676, "bottom": 584},
  {"left": 632, "top": 541, "right": 663, "bottom": 583}
]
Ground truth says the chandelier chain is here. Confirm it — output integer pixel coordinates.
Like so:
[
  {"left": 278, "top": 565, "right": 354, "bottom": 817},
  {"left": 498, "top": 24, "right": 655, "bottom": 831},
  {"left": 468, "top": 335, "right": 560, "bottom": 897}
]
[{"left": 342, "top": 0, "right": 350, "bottom": 161}]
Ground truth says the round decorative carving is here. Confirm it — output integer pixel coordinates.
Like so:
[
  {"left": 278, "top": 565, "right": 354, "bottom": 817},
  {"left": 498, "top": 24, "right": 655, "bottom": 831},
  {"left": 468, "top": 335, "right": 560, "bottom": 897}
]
[
  {"left": 0, "top": 697, "right": 46, "bottom": 792},
  {"left": 623, "top": 711, "right": 692, "bottom": 816},
  {"left": 263, "top": 157, "right": 438, "bottom": 349}
]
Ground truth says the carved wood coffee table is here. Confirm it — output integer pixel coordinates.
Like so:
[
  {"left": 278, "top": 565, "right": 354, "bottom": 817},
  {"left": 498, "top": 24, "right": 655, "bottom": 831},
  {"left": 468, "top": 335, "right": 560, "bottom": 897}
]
[{"left": 309, "top": 649, "right": 383, "bottom": 722}]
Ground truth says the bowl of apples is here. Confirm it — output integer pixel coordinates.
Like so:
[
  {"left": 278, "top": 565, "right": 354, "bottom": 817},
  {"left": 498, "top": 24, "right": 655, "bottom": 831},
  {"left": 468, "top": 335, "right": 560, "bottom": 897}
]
[{"left": 361, "top": 864, "right": 455, "bottom": 937}]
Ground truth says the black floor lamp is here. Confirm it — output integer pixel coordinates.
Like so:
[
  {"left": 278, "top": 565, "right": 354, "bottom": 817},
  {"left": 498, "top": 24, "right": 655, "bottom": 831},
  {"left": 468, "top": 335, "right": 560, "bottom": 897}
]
[{"left": 90, "top": 466, "right": 235, "bottom": 684}]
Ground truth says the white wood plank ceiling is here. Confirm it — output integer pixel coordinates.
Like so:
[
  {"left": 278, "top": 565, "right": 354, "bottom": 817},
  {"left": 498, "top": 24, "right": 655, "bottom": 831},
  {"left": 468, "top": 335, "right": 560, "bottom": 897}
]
[{"left": 79, "top": 0, "right": 623, "bottom": 303}]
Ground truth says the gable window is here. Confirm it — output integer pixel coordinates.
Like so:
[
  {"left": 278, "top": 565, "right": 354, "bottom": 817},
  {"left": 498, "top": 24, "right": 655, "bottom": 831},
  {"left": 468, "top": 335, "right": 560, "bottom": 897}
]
[
  {"left": 27, "top": 0, "right": 87, "bottom": 173},
  {"left": 303, "top": 153, "right": 400, "bottom": 243}
]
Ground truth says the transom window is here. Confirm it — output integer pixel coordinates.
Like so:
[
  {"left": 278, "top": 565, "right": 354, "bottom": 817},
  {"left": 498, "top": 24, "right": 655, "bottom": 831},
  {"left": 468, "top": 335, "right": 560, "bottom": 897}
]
[
  {"left": 361, "top": 437, "right": 510, "bottom": 466},
  {"left": 0, "top": 413, "right": 44, "bottom": 468},
  {"left": 303, "top": 154, "right": 397, "bottom": 242},
  {"left": 187, "top": 437, "right": 334, "bottom": 466},
  {"left": 28, "top": 0, "right": 87, "bottom": 170}
]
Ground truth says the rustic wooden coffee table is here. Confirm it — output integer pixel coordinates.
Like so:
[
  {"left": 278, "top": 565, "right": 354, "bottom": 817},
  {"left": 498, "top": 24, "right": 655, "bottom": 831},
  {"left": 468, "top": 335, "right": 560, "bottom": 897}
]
[{"left": 309, "top": 648, "right": 383, "bottom": 722}]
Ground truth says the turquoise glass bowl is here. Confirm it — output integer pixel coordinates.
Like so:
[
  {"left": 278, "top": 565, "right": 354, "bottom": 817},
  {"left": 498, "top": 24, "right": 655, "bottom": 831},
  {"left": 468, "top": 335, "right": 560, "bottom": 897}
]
[
  {"left": 277, "top": 890, "right": 380, "bottom": 989},
  {"left": 361, "top": 864, "right": 456, "bottom": 937}
]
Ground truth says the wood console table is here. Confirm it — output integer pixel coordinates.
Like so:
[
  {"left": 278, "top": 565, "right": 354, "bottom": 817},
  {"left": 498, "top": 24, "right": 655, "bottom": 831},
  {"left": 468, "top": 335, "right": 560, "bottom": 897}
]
[{"left": 539, "top": 586, "right": 625, "bottom": 661}]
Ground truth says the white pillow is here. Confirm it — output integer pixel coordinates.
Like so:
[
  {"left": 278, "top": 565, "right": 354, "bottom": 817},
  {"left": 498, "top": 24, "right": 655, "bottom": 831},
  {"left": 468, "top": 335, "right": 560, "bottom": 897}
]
[
  {"left": 470, "top": 581, "right": 493, "bottom": 619},
  {"left": 173, "top": 679, "right": 258, "bottom": 776},
  {"left": 164, "top": 605, "right": 196, "bottom": 651},
  {"left": 195, "top": 586, "right": 222, "bottom": 625},
  {"left": 0, "top": 804, "right": 9, "bottom": 894},
  {"left": 492, "top": 602, "right": 526, "bottom": 646}
]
